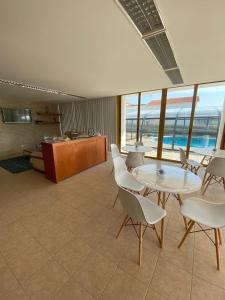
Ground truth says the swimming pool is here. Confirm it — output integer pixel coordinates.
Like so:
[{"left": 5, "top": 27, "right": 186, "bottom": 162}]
[{"left": 155, "top": 136, "right": 217, "bottom": 148}]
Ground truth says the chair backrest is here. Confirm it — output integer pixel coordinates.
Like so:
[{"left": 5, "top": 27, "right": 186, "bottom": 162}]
[
  {"left": 179, "top": 148, "right": 187, "bottom": 164},
  {"left": 111, "top": 144, "right": 120, "bottom": 159},
  {"left": 206, "top": 157, "right": 225, "bottom": 178},
  {"left": 118, "top": 187, "right": 146, "bottom": 222},
  {"left": 113, "top": 156, "right": 127, "bottom": 179}
]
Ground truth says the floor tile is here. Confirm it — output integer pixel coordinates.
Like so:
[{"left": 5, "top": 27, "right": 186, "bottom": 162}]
[
  {"left": 54, "top": 277, "right": 93, "bottom": 300},
  {"left": 3, "top": 285, "right": 29, "bottom": 300},
  {"left": 53, "top": 237, "right": 91, "bottom": 275},
  {"left": 150, "top": 258, "right": 192, "bottom": 300},
  {"left": 145, "top": 288, "right": 166, "bottom": 300},
  {"left": 159, "top": 233, "right": 194, "bottom": 274},
  {"left": 22, "top": 259, "right": 69, "bottom": 299},
  {"left": 119, "top": 244, "right": 158, "bottom": 284},
  {"left": 0, "top": 264, "right": 20, "bottom": 299},
  {"left": 6, "top": 243, "right": 51, "bottom": 285},
  {"left": 191, "top": 276, "right": 225, "bottom": 300},
  {"left": 193, "top": 249, "right": 225, "bottom": 289},
  {"left": 74, "top": 251, "right": 117, "bottom": 298},
  {"left": 101, "top": 268, "right": 148, "bottom": 300}
]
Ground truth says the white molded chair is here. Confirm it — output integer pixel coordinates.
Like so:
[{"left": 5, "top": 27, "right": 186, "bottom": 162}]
[
  {"left": 110, "top": 144, "right": 120, "bottom": 173},
  {"left": 179, "top": 148, "right": 201, "bottom": 174},
  {"left": 117, "top": 187, "right": 166, "bottom": 265},
  {"left": 202, "top": 157, "right": 225, "bottom": 195},
  {"left": 111, "top": 144, "right": 120, "bottom": 159},
  {"left": 126, "top": 142, "right": 145, "bottom": 170},
  {"left": 178, "top": 197, "right": 225, "bottom": 270},
  {"left": 113, "top": 156, "right": 145, "bottom": 207}
]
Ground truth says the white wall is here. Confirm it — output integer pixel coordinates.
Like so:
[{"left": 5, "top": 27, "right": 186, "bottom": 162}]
[{"left": 0, "top": 98, "right": 60, "bottom": 157}]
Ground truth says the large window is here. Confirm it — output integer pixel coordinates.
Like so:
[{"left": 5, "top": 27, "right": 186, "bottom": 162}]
[
  {"left": 121, "top": 94, "right": 139, "bottom": 148},
  {"left": 120, "top": 81, "right": 225, "bottom": 162},
  {"left": 162, "top": 86, "right": 194, "bottom": 160},
  {"left": 139, "top": 90, "right": 162, "bottom": 157},
  {"left": 189, "top": 83, "right": 225, "bottom": 160}
]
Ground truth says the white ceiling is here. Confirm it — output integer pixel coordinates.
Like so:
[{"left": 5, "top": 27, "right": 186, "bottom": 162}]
[
  {"left": 156, "top": 0, "right": 225, "bottom": 84},
  {"left": 0, "top": 0, "right": 224, "bottom": 102},
  {"left": 0, "top": 84, "right": 76, "bottom": 102}
]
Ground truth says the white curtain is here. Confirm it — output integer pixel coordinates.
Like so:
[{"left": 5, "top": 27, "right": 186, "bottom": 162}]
[{"left": 59, "top": 97, "right": 116, "bottom": 148}]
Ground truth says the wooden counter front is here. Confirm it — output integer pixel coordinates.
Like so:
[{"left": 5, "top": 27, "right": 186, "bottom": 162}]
[{"left": 42, "top": 136, "right": 107, "bottom": 183}]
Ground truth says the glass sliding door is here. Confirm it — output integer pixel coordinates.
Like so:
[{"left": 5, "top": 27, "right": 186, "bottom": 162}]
[
  {"left": 161, "top": 86, "right": 194, "bottom": 160},
  {"left": 189, "top": 83, "right": 225, "bottom": 160},
  {"left": 139, "top": 90, "right": 162, "bottom": 157},
  {"left": 121, "top": 94, "right": 139, "bottom": 150}
]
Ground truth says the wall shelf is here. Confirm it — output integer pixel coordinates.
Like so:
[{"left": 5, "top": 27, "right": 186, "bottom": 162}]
[
  {"left": 35, "top": 120, "right": 60, "bottom": 124},
  {"left": 36, "top": 112, "right": 62, "bottom": 116}
]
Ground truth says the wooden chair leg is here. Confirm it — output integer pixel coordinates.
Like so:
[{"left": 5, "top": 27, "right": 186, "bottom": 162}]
[
  {"left": 194, "top": 166, "right": 200, "bottom": 174},
  {"left": 160, "top": 218, "right": 164, "bottom": 248},
  {"left": 177, "top": 194, "right": 188, "bottom": 229},
  {"left": 218, "top": 228, "right": 222, "bottom": 245},
  {"left": 116, "top": 215, "right": 128, "bottom": 238},
  {"left": 143, "top": 187, "right": 150, "bottom": 197},
  {"left": 202, "top": 176, "right": 212, "bottom": 195},
  {"left": 202, "top": 171, "right": 208, "bottom": 186},
  {"left": 157, "top": 191, "right": 161, "bottom": 206},
  {"left": 214, "top": 228, "right": 220, "bottom": 270},
  {"left": 196, "top": 166, "right": 200, "bottom": 174},
  {"left": 200, "top": 155, "right": 206, "bottom": 165},
  {"left": 113, "top": 190, "right": 119, "bottom": 208},
  {"left": 139, "top": 223, "right": 143, "bottom": 266},
  {"left": 158, "top": 192, "right": 166, "bottom": 248},
  {"left": 178, "top": 220, "right": 195, "bottom": 248}
]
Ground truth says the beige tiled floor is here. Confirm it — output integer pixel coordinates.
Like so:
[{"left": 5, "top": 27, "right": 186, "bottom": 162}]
[{"left": 0, "top": 157, "right": 225, "bottom": 299}]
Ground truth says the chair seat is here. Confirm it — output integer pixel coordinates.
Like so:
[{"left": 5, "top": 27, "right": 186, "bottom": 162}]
[
  {"left": 181, "top": 197, "right": 225, "bottom": 228},
  {"left": 187, "top": 159, "right": 201, "bottom": 167},
  {"left": 137, "top": 195, "right": 166, "bottom": 224},
  {"left": 118, "top": 172, "right": 145, "bottom": 192}
]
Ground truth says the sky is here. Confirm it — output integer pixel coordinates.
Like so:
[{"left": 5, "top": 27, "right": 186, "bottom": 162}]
[{"left": 124, "top": 84, "right": 225, "bottom": 107}]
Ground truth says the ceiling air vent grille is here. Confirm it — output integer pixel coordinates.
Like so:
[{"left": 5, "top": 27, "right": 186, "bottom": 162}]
[
  {"left": 118, "top": 0, "right": 163, "bottom": 34},
  {"left": 165, "top": 68, "right": 183, "bottom": 85},
  {"left": 145, "top": 32, "right": 177, "bottom": 70},
  {"left": 117, "top": 0, "right": 184, "bottom": 84}
]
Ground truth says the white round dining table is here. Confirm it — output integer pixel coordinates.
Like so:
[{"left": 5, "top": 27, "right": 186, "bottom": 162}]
[
  {"left": 132, "top": 161, "right": 202, "bottom": 240},
  {"left": 122, "top": 145, "right": 152, "bottom": 153},
  {"left": 192, "top": 148, "right": 225, "bottom": 160},
  {"left": 132, "top": 162, "right": 202, "bottom": 195}
]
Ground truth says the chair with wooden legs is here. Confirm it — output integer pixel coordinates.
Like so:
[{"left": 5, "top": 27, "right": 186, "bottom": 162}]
[
  {"left": 178, "top": 197, "right": 225, "bottom": 270},
  {"left": 125, "top": 153, "right": 144, "bottom": 171},
  {"left": 116, "top": 187, "right": 166, "bottom": 265},
  {"left": 110, "top": 144, "right": 121, "bottom": 174},
  {"left": 202, "top": 157, "right": 225, "bottom": 195},
  {"left": 112, "top": 156, "right": 145, "bottom": 207},
  {"left": 125, "top": 141, "right": 145, "bottom": 171},
  {"left": 179, "top": 148, "right": 201, "bottom": 174}
]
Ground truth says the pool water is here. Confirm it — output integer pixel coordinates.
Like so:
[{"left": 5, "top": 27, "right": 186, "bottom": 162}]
[{"left": 160, "top": 136, "right": 217, "bottom": 148}]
